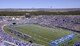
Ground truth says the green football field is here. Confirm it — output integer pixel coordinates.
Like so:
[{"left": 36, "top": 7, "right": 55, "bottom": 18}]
[{"left": 4, "top": 24, "right": 80, "bottom": 46}]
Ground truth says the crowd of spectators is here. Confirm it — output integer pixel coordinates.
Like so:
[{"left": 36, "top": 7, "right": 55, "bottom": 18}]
[
  {"left": 29, "top": 15, "right": 80, "bottom": 32},
  {"left": 8, "top": 15, "right": 80, "bottom": 32}
]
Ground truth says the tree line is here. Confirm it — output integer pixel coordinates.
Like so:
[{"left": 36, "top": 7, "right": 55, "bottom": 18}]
[{"left": 0, "top": 11, "right": 80, "bottom": 16}]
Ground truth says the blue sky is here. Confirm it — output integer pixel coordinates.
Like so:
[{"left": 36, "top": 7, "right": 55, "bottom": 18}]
[{"left": 0, "top": 0, "right": 80, "bottom": 8}]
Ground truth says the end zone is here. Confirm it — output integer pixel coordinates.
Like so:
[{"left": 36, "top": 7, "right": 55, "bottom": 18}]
[{"left": 49, "top": 33, "right": 77, "bottom": 46}]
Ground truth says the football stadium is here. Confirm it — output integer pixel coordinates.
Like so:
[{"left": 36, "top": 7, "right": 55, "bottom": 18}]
[
  {"left": 2, "top": 15, "right": 80, "bottom": 46},
  {"left": 0, "top": 0, "right": 80, "bottom": 46}
]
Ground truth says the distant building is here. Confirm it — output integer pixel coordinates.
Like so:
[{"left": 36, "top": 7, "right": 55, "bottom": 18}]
[{"left": 25, "top": 13, "right": 31, "bottom": 18}]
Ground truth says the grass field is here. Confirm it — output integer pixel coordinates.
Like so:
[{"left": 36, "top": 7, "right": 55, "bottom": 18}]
[{"left": 4, "top": 24, "right": 80, "bottom": 46}]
